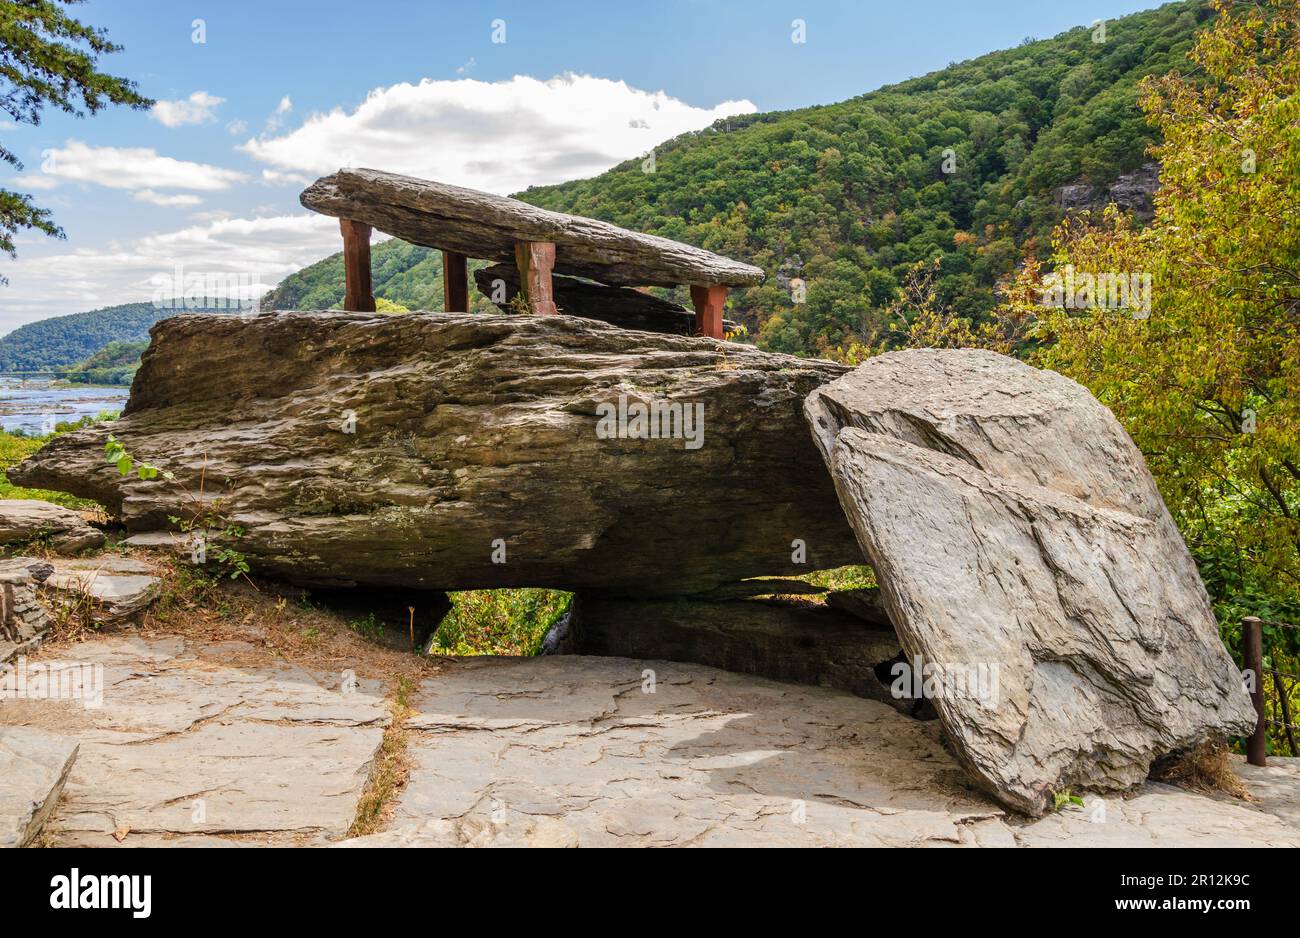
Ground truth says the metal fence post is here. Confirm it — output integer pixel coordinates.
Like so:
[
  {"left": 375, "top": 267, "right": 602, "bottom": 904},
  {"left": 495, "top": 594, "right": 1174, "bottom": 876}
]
[{"left": 1243, "top": 616, "right": 1267, "bottom": 767}]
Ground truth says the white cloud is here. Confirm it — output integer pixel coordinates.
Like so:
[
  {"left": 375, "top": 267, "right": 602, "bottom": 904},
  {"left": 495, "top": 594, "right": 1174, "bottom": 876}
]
[
  {"left": 150, "top": 91, "right": 225, "bottom": 127},
  {"left": 0, "top": 213, "right": 342, "bottom": 329},
  {"left": 6, "top": 174, "right": 61, "bottom": 191},
  {"left": 260, "top": 168, "right": 313, "bottom": 187},
  {"left": 1, "top": 75, "right": 757, "bottom": 332},
  {"left": 240, "top": 73, "right": 756, "bottom": 194},
  {"left": 134, "top": 189, "right": 204, "bottom": 207},
  {"left": 31, "top": 140, "right": 248, "bottom": 192},
  {"left": 226, "top": 119, "right": 248, "bottom": 135},
  {"left": 262, "top": 96, "right": 294, "bottom": 134}
]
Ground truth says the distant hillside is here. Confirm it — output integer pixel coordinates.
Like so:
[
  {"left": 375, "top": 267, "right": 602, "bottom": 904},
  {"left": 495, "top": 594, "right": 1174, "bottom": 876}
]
[
  {"left": 264, "top": 239, "right": 498, "bottom": 314},
  {"left": 67, "top": 339, "right": 149, "bottom": 386},
  {"left": 265, "top": 1, "right": 1207, "bottom": 357},
  {"left": 0, "top": 302, "right": 232, "bottom": 372}
]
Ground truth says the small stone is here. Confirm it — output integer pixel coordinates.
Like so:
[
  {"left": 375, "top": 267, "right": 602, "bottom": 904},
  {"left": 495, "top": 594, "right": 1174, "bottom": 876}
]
[{"left": 43, "top": 556, "right": 161, "bottom": 621}]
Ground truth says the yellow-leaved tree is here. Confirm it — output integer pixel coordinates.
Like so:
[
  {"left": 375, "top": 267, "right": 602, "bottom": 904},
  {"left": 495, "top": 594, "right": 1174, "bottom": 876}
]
[{"left": 999, "top": 0, "right": 1300, "bottom": 619}]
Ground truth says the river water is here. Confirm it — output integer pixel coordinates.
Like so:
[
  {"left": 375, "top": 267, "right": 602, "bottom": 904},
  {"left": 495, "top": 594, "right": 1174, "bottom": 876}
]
[{"left": 0, "top": 378, "right": 130, "bottom": 434}]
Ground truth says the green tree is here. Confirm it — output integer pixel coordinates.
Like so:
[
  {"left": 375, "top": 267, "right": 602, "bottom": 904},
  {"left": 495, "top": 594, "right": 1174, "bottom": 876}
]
[
  {"left": 0, "top": 0, "right": 152, "bottom": 275},
  {"left": 1007, "top": 0, "right": 1300, "bottom": 612}
]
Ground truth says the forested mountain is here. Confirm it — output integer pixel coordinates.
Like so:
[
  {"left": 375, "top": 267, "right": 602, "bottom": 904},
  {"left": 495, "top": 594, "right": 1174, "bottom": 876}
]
[
  {"left": 264, "top": 0, "right": 1209, "bottom": 357},
  {"left": 0, "top": 302, "right": 228, "bottom": 371},
  {"left": 66, "top": 338, "right": 149, "bottom": 386},
  {"left": 264, "top": 239, "right": 494, "bottom": 313}
]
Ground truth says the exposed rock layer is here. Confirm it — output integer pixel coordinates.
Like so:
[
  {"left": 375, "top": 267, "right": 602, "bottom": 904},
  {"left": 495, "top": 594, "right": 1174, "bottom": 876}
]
[
  {"left": 3, "top": 634, "right": 1294, "bottom": 848},
  {"left": 341, "top": 655, "right": 1299, "bottom": 848},
  {"left": 0, "top": 636, "right": 387, "bottom": 847},
  {"left": 804, "top": 348, "right": 1256, "bottom": 815},
  {"left": 565, "top": 596, "right": 903, "bottom": 707},
  {"left": 0, "top": 726, "right": 78, "bottom": 848},
  {"left": 13, "top": 312, "right": 861, "bottom": 595},
  {"left": 0, "top": 557, "right": 54, "bottom": 663},
  {"left": 1054, "top": 162, "right": 1160, "bottom": 222}
]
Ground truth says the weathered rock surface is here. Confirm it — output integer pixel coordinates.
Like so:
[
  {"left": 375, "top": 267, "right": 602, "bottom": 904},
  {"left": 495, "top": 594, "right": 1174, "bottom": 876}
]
[
  {"left": 302, "top": 168, "right": 765, "bottom": 288},
  {"left": 0, "top": 556, "right": 55, "bottom": 663},
  {"left": 567, "top": 596, "right": 903, "bottom": 707},
  {"left": 473, "top": 263, "right": 736, "bottom": 336},
  {"left": 1054, "top": 162, "right": 1160, "bottom": 222},
  {"left": 345, "top": 655, "right": 1008, "bottom": 847},
  {"left": 0, "top": 726, "right": 78, "bottom": 847},
  {"left": 4, "top": 637, "right": 1293, "bottom": 849},
  {"left": 338, "top": 655, "right": 1299, "bottom": 848},
  {"left": 0, "top": 636, "right": 388, "bottom": 846},
  {"left": 1013, "top": 761, "right": 1300, "bottom": 848},
  {"left": 804, "top": 349, "right": 1256, "bottom": 815},
  {"left": 825, "top": 586, "right": 894, "bottom": 629},
  {"left": 13, "top": 312, "right": 861, "bottom": 595},
  {"left": 0, "top": 499, "right": 104, "bottom": 554},
  {"left": 43, "top": 556, "right": 161, "bottom": 622}
]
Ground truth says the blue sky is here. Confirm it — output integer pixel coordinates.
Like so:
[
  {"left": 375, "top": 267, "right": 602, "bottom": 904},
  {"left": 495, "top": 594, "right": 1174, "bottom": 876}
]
[{"left": 1, "top": 0, "right": 1168, "bottom": 328}]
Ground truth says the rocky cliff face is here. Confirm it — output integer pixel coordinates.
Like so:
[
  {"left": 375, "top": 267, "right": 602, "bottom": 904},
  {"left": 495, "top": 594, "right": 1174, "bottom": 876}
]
[
  {"left": 1053, "top": 162, "right": 1160, "bottom": 222},
  {"left": 12, "top": 312, "right": 861, "bottom": 596}
]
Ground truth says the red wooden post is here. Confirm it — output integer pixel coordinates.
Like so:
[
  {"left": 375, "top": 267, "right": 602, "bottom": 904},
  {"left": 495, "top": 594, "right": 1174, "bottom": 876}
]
[
  {"left": 443, "top": 250, "right": 469, "bottom": 312},
  {"left": 514, "top": 241, "right": 558, "bottom": 315},
  {"left": 339, "top": 218, "right": 376, "bottom": 312},
  {"left": 1244, "top": 616, "right": 1267, "bottom": 766},
  {"left": 690, "top": 284, "right": 728, "bottom": 339}
]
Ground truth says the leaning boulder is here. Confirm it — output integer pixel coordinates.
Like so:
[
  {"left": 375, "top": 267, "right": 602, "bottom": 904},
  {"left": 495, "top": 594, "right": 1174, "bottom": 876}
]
[
  {"left": 0, "top": 499, "right": 103, "bottom": 554},
  {"left": 804, "top": 348, "right": 1256, "bottom": 815},
  {"left": 13, "top": 312, "right": 861, "bottom": 596}
]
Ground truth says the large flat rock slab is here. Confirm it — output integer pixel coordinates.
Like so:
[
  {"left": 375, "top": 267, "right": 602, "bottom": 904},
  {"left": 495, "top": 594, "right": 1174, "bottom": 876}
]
[
  {"left": 0, "top": 636, "right": 388, "bottom": 846},
  {"left": 4, "top": 643, "right": 1293, "bottom": 848},
  {"left": 0, "top": 499, "right": 104, "bottom": 554},
  {"left": 13, "top": 312, "right": 860, "bottom": 595},
  {"left": 347, "top": 655, "right": 1009, "bottom": 847},
  {"left": 302, "top": 168, "right": 765, "bottom": 289},
  {"left": 804, "top": 349, "right": 1255, "bottom": 815},
  {"left": 0, "top": 726, "right": 78, "bottom": 848},
  {"left": 338, "top": 656, "right": 1297, "bottom": 848}
]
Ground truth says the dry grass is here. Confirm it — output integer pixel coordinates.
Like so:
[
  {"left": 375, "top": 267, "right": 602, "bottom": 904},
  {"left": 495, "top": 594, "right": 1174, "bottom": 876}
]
[
  {"left": 1150, "top": 737, "right": 1254, "bottom": 801},
  {"left": 34, "top": 547, "right": 446, "bottom": 841},
  {"left": 42, "top": 547, "right": 441, "bottom": 685},
  {"left": 347, "top": 675, "right": 417, "bottom": 838}
]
